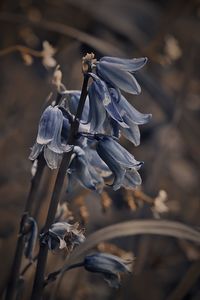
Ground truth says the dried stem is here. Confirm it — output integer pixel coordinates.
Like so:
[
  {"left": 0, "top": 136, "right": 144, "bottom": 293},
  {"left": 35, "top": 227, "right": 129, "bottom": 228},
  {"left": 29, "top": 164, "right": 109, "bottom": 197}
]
[
  {"left": 0, "top": 45, "right": 43, "bottom": 57},
  {"left": 30, "top": 73, "right": 89, "bottom": 300},
  {"left": 5, "top": 155, "right": 46, "bottom": 300}
]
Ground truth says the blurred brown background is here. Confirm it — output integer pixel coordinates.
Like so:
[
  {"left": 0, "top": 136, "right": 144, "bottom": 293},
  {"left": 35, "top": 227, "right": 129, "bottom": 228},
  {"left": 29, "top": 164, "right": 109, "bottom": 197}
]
[{"left": 0, "top": 0, "right": 200, "bottom": 299}]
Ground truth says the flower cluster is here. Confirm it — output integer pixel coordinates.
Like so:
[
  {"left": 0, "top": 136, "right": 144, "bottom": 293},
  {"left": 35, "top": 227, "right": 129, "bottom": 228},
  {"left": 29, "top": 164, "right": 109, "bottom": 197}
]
[{"left": 30, "top": 54, "right": 151, "bottom": 191}]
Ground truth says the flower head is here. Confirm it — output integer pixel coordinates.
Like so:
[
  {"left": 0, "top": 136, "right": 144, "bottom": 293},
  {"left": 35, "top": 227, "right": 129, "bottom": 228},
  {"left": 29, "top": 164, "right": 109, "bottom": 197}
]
[
  {"left": 84, "top": 252, "right": 133, "bottom": 288},
  {"left": 86, "top": 72, "right": 151, "bottom": 145},
  {"left": 108, "top": 88, "right": 152, "bottom": 146},
  {"left": 96, "top": 136, "right": 142, "bottom": 190},
  {"left": 67, "top": 146, "right": 104, "bottom": 192},
  {"left": 29, "top": 105, "right": 72, "bottom": 169},
  {"left": 41, "top": 221, "right": 85, "bottom": 252}
]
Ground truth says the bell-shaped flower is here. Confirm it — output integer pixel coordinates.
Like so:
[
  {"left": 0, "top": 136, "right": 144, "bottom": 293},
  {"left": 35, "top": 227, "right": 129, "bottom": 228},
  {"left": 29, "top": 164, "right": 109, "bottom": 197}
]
[
  {"left": 41, "top": 221, "right": 85, "bottom": 252},
  {"left": 67, "top": 146, "right": 104, "bottom": 192},
  {"left": 109, "top": 88, "right": 152, "bottom": 146},
  {"left": 88, "top": 73, "right": 128, "bottom": 130},
  {"left": 84, "top": 146, "right": 112, "bottom": 178},
  {"left": 84, "top": 252, "right": 133, "bottom": 288},
  {"left": 29, "top": 105, "right": 72, "bottom": 169},
  {"left": 65, "top": 90, "right": 90, "bottom": 124},
  {"left": 96, "top": 136, "right": 143, "bottom": 190},
  {"left": 96, "top": 56, "right": 147, "bottom": 94}
]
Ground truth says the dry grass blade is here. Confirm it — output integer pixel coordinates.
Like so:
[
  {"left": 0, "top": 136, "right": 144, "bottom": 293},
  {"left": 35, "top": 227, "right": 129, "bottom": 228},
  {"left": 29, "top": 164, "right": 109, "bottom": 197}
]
[
  {"left": 0, "top": 12, "right": 123, "bottom": 56},
  {"left": 66, "top": 220, "right": 200, "bottom": 264}
]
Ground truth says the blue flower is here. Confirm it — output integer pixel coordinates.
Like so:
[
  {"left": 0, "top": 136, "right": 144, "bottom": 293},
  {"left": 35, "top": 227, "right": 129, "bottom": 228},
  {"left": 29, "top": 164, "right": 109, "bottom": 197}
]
[
  {"left": 64, "top": 90, "right": 90, "bottom": 125},
  {"left": 84, "top": 145, "right": 112, "bottom": 178},
  {"left": 108, "top": 87, "right": 152, "bottom": 146},
  {"left": 84, "top": 252, "right": 133, "bottom": 288},
  {"left": 67, "top": 146, "right": 104, "bottom": 192},
  {"left": 96, "top": 136, "right": 142, "bottom": 190},
  {"left": 29, "top": 105, "right": 72, "bottom": 169},
  {"left": 88, "top": 73, "right": 128, "bottom": 130},
  {"left": 96, "top": 56, "right": 147, "bottom": 94},
  {"left": 87, "top": 73, "right": 151, "bottom": 145}
]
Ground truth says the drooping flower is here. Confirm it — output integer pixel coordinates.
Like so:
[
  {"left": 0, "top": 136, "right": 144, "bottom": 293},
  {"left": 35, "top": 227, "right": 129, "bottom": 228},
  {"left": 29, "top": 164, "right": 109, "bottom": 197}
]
[
  {"left": 41, "top": 221, "right": 85, "bottom": 252},
  {"left": 24, "top": 217, "right": 38, "bottom": 260},
  {"left": 96, "top": 56, "right": 147, "bottom": 94},
  {"left": 108, "top": 88, "right": 152, "bottom": 146},
  {"left": 87, "top": 73, "right": 151, "bottom": 145},
  {"left": 67, "top": 146, "right": 104, "bottom": 192},
  {"left": 84, "top": 145, "right": 112, "bottom": 178},
  {"left": 84, "top": 252, "right": 133, "bottom": 288},
  {"left": 88, "top": 73, "right": 128, "bottom": 130},
  {"left": 64, "top": 90, "right": 90, "bottom": 124},
  {"left": 29, "top": 105, "right": 72, "bottom": 169},
  {"left": 96, "top": 136, "right": 143, "bottom": 190}
]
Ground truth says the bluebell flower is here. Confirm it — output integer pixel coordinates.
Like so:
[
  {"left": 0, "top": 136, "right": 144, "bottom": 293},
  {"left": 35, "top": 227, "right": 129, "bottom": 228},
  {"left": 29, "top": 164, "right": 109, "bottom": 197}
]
[
  {"left": 84, "top": 146, "right": 112, "bottom": 178},
  {"left": 67, "top": 146, "right": 104, "bottom": 192},
  {"left": 87, "top": 74, "right": 151, "bottom": 145},
  {"left": 96, "top": 56, "right": 147, "bottom": 94},
  {"left": 64, "top": 90, "right": 90, "bottom": 125},
  {"left": 96, "top": 136, "right": 142, "bottom": 190},
  {"left": 84, "top": 252, "right": 133, "bottom": 288},
  {"left": 108, "top": 87, "right": 152, "bottom": 145},
  {"left": 88, "top": 73, "right": 128, "bottom": 130},
  {"left": 41, "top": 221, "right": 85, "bottom": 252},
  {"left": 29, "top": 105, "right": 72, "bottom": 169}
]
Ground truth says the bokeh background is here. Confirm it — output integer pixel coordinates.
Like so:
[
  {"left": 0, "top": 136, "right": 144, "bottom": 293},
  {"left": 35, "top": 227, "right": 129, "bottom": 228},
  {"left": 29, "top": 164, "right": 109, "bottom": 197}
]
[{"left": 0, "top": 0, "right": 200, "bottom": 299}]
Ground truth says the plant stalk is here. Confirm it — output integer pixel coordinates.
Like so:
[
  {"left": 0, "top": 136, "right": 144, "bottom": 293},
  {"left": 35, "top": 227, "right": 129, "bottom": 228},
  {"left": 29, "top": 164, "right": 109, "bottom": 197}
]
[
  {"left": 5, "top": 155, "right": 46, "bottom": 300},
  {"left": 30, "top": 74, "right": 89, "bottom": 300}
]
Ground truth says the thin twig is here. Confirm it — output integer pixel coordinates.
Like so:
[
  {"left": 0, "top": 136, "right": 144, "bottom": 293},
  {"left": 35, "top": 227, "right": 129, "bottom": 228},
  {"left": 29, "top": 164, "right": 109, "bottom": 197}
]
[
  {"left": 44, "top": 262, "right": 84, "bottom": 287},
  {"left": 0, "top": 45, "right": 43, "bottom": 57}
]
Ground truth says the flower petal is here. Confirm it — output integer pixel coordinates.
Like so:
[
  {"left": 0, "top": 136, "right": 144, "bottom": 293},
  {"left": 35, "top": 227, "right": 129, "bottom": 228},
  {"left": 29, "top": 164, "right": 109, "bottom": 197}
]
[
  {"left": 44, "top": 147, "right": 62, "bottom": 169},
  {"left": 100, "top": 56, "right": 148, "bottom": 72},
  {"left": 120, "top": 122, "right": 141, "bottom": 146},
  {"left": 118, "top": 94, "right": 152, "bottom": 125},
  {"left": 69, "top": 154, "right": 103, "bottom": 191},
  {"left": 122, "top": 169, "right": 142, "bottom": 189},
  {"left": 37, "top": 106, "right": 62, "bottom": 144},
  {"left": 89, "top": 74, "right": 128, "bottom": 128},
  {"left": 67, "top": 90, "right": 90, "bottom": 124},
  {"left": 88, "top": 83, "right": 107, "bottom": 132},
  {"left": 46, "top": 108, "right": 64, "bottom": 153},
  {"left": 29, "top": 143, "right": 44, "bottom": 160},
  {"left": 96, "top": 62, "right": 141, "bottom": 95},
  {"left": 96, "top": 139, "right": 126, "bottom": 190},
  {"left": 85, "top": 147, "right": 112, "bottom": 178},
  {"left": 97, "top": 137, "right": 141, "bottom": 168}
]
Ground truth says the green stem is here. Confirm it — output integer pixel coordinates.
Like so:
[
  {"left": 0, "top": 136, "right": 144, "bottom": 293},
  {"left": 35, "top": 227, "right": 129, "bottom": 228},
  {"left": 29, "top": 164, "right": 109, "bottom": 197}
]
[{"left": 30, "top": 74, "right": 89, "bottom": 300}]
